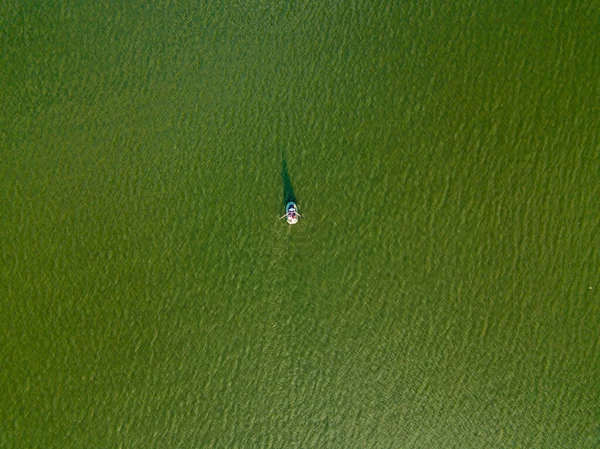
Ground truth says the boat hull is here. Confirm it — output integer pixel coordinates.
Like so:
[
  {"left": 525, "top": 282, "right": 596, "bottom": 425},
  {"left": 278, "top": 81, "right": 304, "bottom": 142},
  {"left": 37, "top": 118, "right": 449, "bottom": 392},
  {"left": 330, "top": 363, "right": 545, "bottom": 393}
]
[{"left": 285, "top": 202, "right": 299, "bottom": 224}]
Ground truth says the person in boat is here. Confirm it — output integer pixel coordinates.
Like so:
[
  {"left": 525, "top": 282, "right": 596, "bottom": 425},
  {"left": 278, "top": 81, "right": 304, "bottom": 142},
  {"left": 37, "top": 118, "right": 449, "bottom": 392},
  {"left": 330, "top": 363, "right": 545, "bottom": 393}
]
[
  {"left": 280, "top": 207, "right": 301, "bottom": 221},
  {"left": 281, "top": 210, "right": 296, "bottom": 220}
]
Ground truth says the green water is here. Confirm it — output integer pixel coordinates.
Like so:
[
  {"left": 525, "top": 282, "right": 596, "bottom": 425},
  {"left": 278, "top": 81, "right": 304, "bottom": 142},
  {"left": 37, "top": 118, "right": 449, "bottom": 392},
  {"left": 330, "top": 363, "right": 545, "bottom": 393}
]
[{"left": 1, "top": 1, "right": 599, "bottom": 448}]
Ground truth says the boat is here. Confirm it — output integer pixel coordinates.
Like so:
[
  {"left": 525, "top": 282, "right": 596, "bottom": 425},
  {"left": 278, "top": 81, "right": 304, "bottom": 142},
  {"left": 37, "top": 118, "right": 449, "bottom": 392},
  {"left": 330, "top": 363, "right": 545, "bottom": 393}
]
[{"left": 281, "top": 201, "right": 301, "bottom": 224}]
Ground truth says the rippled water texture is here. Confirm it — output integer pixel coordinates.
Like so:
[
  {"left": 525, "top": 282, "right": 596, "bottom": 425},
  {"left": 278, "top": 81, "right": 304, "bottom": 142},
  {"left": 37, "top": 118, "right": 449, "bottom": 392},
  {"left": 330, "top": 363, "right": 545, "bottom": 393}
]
[{"left": 1, "top": 1, "right": 599, "bottom": 448}]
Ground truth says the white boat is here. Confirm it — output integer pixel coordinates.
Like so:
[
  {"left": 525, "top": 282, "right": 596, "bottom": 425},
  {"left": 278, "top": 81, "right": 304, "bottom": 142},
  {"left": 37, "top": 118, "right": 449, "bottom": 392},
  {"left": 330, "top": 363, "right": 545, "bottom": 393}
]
[{"left": 281, "top": 201, "right": 301, "bottom": 224}]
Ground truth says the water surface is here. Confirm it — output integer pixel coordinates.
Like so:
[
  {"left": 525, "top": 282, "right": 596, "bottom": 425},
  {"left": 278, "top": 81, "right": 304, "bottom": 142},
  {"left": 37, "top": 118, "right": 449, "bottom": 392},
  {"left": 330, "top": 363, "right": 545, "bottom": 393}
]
[{"left": 1, "top": 1, "right": 599, "bottom": 448}]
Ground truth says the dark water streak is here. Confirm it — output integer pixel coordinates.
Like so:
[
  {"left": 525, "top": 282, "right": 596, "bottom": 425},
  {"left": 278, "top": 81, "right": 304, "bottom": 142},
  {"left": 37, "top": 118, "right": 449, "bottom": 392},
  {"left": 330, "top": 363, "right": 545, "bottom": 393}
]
[{"left": 281, "top": 150, "right": 297, "bottom": 210}]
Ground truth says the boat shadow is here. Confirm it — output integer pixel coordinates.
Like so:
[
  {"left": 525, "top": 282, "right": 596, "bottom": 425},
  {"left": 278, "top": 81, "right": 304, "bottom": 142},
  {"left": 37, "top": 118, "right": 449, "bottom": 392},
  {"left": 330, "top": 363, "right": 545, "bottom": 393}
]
[{"left": 281, "top": 150, "right": 297, "bottom": 209}]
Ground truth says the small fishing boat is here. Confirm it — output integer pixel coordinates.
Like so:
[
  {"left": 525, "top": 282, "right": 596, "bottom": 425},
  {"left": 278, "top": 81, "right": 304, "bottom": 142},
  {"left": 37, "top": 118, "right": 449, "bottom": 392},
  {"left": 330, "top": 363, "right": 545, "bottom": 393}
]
[{"left": 281, "top": 201, "right": 301, "bottom": 224}]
